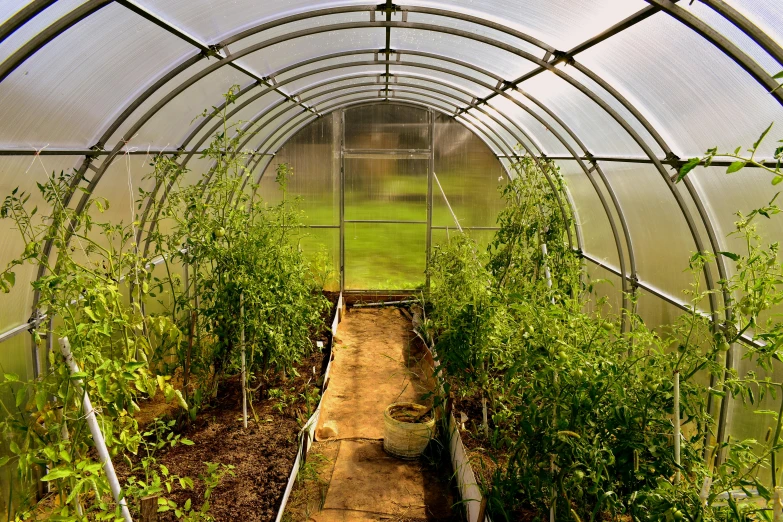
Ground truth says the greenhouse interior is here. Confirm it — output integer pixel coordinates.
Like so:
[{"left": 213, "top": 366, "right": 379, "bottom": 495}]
[{"left": 1, "top": 1, "right": 783, "bottom": 521}]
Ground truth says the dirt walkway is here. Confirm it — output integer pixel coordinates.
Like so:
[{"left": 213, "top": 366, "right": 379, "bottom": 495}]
[{"left": 302, "top": 307, "right": 457, "bottom": 521}]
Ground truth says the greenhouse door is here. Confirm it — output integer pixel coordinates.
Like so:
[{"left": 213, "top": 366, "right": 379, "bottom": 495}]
[{"left": 340, "top": 104, "right": 434, "bottom": 291}]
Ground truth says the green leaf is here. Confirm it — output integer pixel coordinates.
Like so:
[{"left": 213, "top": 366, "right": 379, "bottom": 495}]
[
  {"left": 3, "top": 271, "right": 15, "bottom": 287},
  {"left": 84, "top": 307, "right": 97, "bottom": 322},
  {"left": 42, "top": 467, "right": 73, "bottom": 481},
  {"left": 727, "top": 161, "right": 747, "bottom": 174},
  {"left": 15, "top": 387, "right": 26, "bottom": 408},
  {"left": 753, "top": 123, "right": 774, "bottom": 151},
  {"left": 719, "top": 251, "right": 741, "bottom": 262},
  {"left": 676, "top": 157, "right": 701, "bottom": 182},
  {"left": 3, "top": 373, "right": 18, "bottom": 382},
  {"left": 0, "top": 456, "right": 10, "bottom": 467},
  {"left": 774, "top": 71, "right": 783, "bottom": 80},
  {"left": 774, "top": 176, "right": 783, "bottom": 186}
]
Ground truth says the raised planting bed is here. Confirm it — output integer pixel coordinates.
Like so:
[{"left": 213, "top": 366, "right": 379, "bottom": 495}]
[{"left": 113, "top": 292, "right": 342, "bottom": 522}]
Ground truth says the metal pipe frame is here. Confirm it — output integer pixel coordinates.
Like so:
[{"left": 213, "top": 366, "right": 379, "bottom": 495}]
[{"left": 1, "top": 0, "right": 780, "bottom": 452}]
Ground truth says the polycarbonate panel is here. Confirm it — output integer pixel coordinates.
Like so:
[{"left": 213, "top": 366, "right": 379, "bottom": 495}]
[
  {"left": 462, "top": 111, "right": 516, "bottom": 152},
  {"left": 235, "top": 29, "right": 384, "bottom": 80},
  {"left": 387, "top": 91, "right": 458, "bottom": 114},
  {"left": 0, "top": 3, "right": 196, "bottom": 148},
  {"left": 0, "top": 0, "right": 87, "bottom": 64},
  {"left": 304, "top": 77, "right": 383, "bottom": 99},
  {"left": 392, "top": 76, "right": 471, "bottom": 103},
  {"left": 345, "top": 223, "right": 426, "bottom": 290},
  {"left": 726, "top": 348, "right": 783, "bottom": 486},
  {"left": 126, "top": 67, "right": 254, "bottom": 149},
  {"left": 257, "top": 113, "right": 338, "bottom": 226},
  {"left": 635, "top": 288, "right": 688, "bottom": 333},
  {"left": 298, "top": 227, "right": 340, "bottom": 292},
  {"left": 258, "top": 113, "right": 316, "bottom": 157},
  {"left": 432, "top": 228, "right": 496, "bottom": 254},
  {"left": 222, "top": 12, "right": 373, "bottom": 51},
  {"left": 86, "top": 152, "right": 160, "bottom": 249},
  {"left": 133, "top": 1, "right": 371, "bottom": 44},
  {"left": 0, "top": 155, "right": 82, "bottom": 332},
  {"left": 476, "top": 105, "right": 539, "bottom": 154},
  {"left": 104, "top": 58, "right": 215, "bottom": 147},
  {"left": 389, "top": 65, "right": 491, "bottom": 98},
  {"left": 396, "top": 0, "right": 647, "bottom": 51},
  {"left": 579, "top": 13, "right": 783, "bottom": 158},
  {"left": 345, "top": 104, "right": 430, "bottom": 150},
  {"left": 598, "top": 162, "right": 701, "bottom": 300},
  {"left": 516, "top": 72, "right": 647, "bottom": 157},
  {"left": 281, "top": 65, "right": 387, "bottom": 95},
  {"left": 582, "top": 262, "right": 623, "bottom": 318},
  {"left": 312, "top": 91, "right": 380, "bottom": 110},
  {"left": 487, "top": 96, "right": 568, "bottom": 155},
  {"left": 680, "top": 0, "right": 782, "bottom": 77},
  {"left": 562, "top": 67, "right": 666, "bottom": 157},
  {"left": 345, "top": 157, "right": 428, "bottom": 222},
  {"left": 274, "top": 54, "right": 378, "bottom": 86},
  {"left": 729, "top": 0, "right": 783, "bottom": 54},
  {"left": 433, "top": 114, "right": 505, "bottom": 228},
  {"left": 555, "top": 160, "right": 619, "bottom": 268},
  {"left": 456, "top": 117, "right": 504, "bottom": 156},
  {"left": 397, "top": 53, "right": 496, "bottom": 89},
  {"left": 402, "top": 12, "right": 544, "bottom": 66},
  {"left": 190, "top": 91, "right": 286, "bottom": 149},
  {"left": 242, "top": 107, "right": 309, "bottom": 153}
]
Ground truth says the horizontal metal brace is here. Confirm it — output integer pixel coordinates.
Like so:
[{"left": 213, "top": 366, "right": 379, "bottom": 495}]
[
  {"left": 344, "top": 219, "right": 428, "bottom": 224},
  {"left": 495, "top": 154, "right": 780, "bottom": 169}
]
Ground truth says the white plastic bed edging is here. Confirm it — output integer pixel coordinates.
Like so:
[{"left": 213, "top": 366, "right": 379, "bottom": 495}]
[
  {"left": 426, "top": 340, "right": 491, "bottom": 522},
  {"left": 274, "top": 292, "right": 342, "bottom": 522},
  {"left": 449, "top": 415, "right": 491, "bottom": 522}
]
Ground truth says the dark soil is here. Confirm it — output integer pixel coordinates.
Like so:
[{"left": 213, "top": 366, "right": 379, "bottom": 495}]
[{"left": 118, "top": 291, "right": 340, "bottom": 522}]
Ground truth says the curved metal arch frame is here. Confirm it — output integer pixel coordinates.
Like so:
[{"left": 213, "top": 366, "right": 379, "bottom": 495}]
[
  {"left": 14, "top": 7, "right": 711, "bottom": 329},
  {"left": 2, "top": 2, "right": 773, "bottom": 355}
]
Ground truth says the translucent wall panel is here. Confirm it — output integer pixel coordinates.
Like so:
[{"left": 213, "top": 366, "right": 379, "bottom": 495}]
[
  {"left": 402, "top": 13, "right": 544, "bottom": 67},
  {"left": 0, "top": 0, "right": 87, "bottom": 64},
  {"left": 259, "top": 114, "right": 338, "bottom": 226},
  {"left": 396, "top": 0, "right": 647, "bottom": 51},
  {"left": 0, "top": 155, "right": 82, "bottom": 332},
  {"left": 579, "top": 12, "right": 783, "bottom": 158},
  {"left": 133, "top": 0, "right": 371, "bottom": 44},
  {"left": 274, "top": 54, "right": 378, "bottom": 86},
  {"left": 281, "top": 65, "right": 386, "bottom": 95},
  {"left": 298, "top": 228, "right": 340, "bottom": 292},
  {"left": 726, "top": 347, "right": 783, "bottom": 486},
  {"left": 486, "top": 96, "right": 569, "bottom": 155},
  {"left": 236, "top": 29, "right": 384, "bottom": 81},
  {"left": 345, "top": 104, "right": 430, "bottom": 150},
  {"left": 389, "top": 65, "right": 491, "bottom": 99},
  {"left": 86, "top": 153, "right": 161, "bottom": 249},
  {"left": 598, "top": 162, "right": 702, "bottom": 300},
  {"left": 555, "top": 160, "right": 619, "bottom": 269},
  {"left": 457, "top": 118, "right": 505, "bottom": 156},
  {"left": 432, "top": 228, "right": 496, "bottom": 254},
  {"left": 345, "top": 157, "right": 428, "bottom": 222},
  {"left": 0, "top": 3, "right": 195, "bottom": 148},
  {"left": 104, "top": 58, "right": 215, "bottom": 147},
  {"left": 189, "top": 91, "right": 285, "bottom": 149},
  {"left": 391, "top": 76, "right": 472, "bottom": 103},
  {"left": 515, "top": 72, "right": 647, "bottom": 157},
  {"left": 679, "top": 1, "right": 782, "bottom": 77},
  {"left": 729, "top": 0, "right": 783, "bottom": 54},
  {"left": 126, "top": 67, "right": 254, "bottom": 149},
  {"left": 433, "top": 114, "right": 505, "bottom": 228},
  {"left": 345, "top": 223, "right": 426, "bottom": 290},
  {"left": 582, "top": 261, "right": 623, "bottom": 318}
]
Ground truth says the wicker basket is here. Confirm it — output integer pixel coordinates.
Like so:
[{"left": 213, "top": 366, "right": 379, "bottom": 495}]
[{"left": 383, "top": 402, "right": 436, "bottom": 459}]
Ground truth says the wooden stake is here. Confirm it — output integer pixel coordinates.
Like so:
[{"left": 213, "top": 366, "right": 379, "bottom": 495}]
[{"left": 140, "top": 496, "right": 159, "bottom": 522}]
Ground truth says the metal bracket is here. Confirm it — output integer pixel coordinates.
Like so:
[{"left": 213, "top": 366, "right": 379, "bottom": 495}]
[{"left": 550, "top": 50, "right": 573, "bottom": 66}]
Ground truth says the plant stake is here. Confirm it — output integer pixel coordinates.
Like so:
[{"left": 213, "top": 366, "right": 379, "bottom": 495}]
[
  {"left": 59, "top": 337, "right": 133, "bottom": 522},
  {"left": 241, "top": 292, "right": 247, "bottom": 429},
  {"left": 674, "top": 369, "right": 681, "bottom": 485}
]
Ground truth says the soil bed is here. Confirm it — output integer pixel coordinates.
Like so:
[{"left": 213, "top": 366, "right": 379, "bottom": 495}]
[{"left": 118, "top": 291, "right": 340, "bottom": 522}]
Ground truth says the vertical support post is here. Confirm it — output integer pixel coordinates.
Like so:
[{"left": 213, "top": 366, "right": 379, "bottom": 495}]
[
  {"left": 241, "top": 292, "right": 247, "bottom": 429},
  {"left": 339, "top": 109, "right": 346, "bottom": 293},
  {"left": 58, "top": 337, "right": 133, "bottom": 522},
  {"left": 674, "top": 370, "right": 681, "bottom": 485},
  {"left": 426, "top": 109, "right": 434, "bottom": 289}
]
